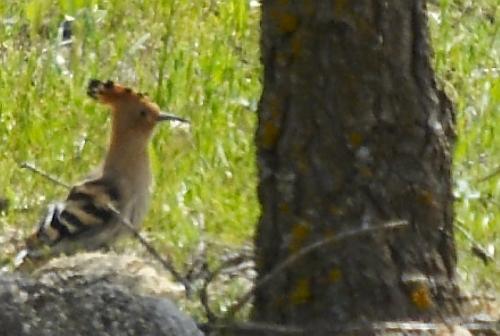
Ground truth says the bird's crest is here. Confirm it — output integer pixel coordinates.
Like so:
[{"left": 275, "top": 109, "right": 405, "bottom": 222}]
[{"left": 87, "top": 79, "right": 152, "bottom": 106}]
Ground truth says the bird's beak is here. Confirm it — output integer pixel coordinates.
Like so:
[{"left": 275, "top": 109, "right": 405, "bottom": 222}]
[{"left": 157, "top": 112, "right": 190, "bottom": 124}]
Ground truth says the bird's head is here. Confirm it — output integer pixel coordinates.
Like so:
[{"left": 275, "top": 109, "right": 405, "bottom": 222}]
[{"left": 87, "top": 79, "right": 188, "bottom": 137}]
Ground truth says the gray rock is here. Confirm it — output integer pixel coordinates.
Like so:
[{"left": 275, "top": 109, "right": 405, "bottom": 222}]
[{"left": 0, "top": 273, "right": 203, "bottom": 336}]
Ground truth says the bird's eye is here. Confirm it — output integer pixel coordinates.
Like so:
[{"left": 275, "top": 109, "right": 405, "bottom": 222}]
[{"left": 139, "top": 110, "right": 147, "bottom": 117}]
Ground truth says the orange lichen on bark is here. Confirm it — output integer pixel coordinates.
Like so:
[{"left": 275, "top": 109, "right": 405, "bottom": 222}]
[
  {"left": 289, "top": 222, "right": 311, "bottom": 252},
  {"left": 273, "top": 295, "right": 287, "bottom": 309},
  {"left": 290, "top": 278, "right": 311, "bottom": 304},
  {"left": 354, "top": 17, "right": 377, "bottom": 37},
  {"left": 296, "top": 156, "right": 309, "bottom": 173},
  {"left": 417, "top": 189, "right": 439, "bottom": 209},
  {"left": 260, "top": 94, "right": 285, "bottom": 149},
  {"left": 304, "top": 0, "right": 315, "bottom": 16},
  {"left": 260, "top": 121, "right": 280, "bottom": 149},
  {"left": 358, "top": 166, "right": 373, "bottom": 177},
  {"left": 332, "top": 0, "right": 361, "bottom": 32},
  {"left": 329, "top": 205, "right": 345, "bottom": 215},
  {"left": 278, "top": 13, "right": 298, "bottom": 33},
  {"left": 328, "top": 268, "right": 342, "bottom": 283},
  {"left": 271, "top": 7, "right": 298, "bottom": 33},
  {"left": 278, "top": 201, "right": 290, "bottom": 213},
  {"left": 410, "top": 284, "right": 434, "bottom": 310},
  {"left": 323, "top": 227, "right": 335, "bottom": 238},
  {"left": 270, "top": 95, "right": 283, "bottom": 119},
  {"left": 348, "top": 131, "right": 363, "bottom": 148},
  {"left": 290, "top": 33, "right": 303, "bottom": 57},
  {"left": 332, "top": 0, "right": 351, "bottom": 17}
]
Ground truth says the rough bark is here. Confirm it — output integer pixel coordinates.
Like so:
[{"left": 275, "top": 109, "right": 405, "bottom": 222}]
[{"left": 254, "top": 0, "right": 458, "bottom": 329}]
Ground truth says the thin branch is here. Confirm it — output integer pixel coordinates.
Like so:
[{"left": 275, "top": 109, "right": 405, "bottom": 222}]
[
  {"left": 476, "top": 165, "right": 500, "bottom": 183},
  {"left": 224, "top": 220, "right": 408, "bottom": 320},
  {"left": 19, "top": 162, "right": 71, "bottom": 189},
  {"left": 184, "top": 215, "right": 208, "bottom": 283},
  {"left": 184, "top": 241, "right": 208, "bottom": 283},
  {"left": 199, "top": 254, "right": 250, "bottom": 322},
  {"left": 455, "top": 219, "right": 493, "bottom": 264},
  {"left": 106, "top": 204, "right": 192, "bottom": 295}
]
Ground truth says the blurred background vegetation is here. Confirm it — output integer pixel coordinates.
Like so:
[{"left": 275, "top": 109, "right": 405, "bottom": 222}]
[{"left": 0, "top": 0, "right": 497, "bottom": 312}]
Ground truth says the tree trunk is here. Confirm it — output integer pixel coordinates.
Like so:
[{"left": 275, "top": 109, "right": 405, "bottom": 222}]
[{"left": 253, "top": 0, "right": 459, "bottom": 329}]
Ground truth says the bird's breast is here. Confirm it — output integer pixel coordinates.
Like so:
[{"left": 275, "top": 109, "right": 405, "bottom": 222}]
[{"left": 116, "top": 169, "right": 152, "bottom": 228}]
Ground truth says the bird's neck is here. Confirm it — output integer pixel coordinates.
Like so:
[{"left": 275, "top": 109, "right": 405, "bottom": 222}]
[{"left": 102, "top": 127, "right": 152, "bottom": 188}]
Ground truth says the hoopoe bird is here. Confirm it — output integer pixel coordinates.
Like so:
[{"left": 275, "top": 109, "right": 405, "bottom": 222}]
[{"left": 16, "top": 79, "right": 188, "bottom": 268}]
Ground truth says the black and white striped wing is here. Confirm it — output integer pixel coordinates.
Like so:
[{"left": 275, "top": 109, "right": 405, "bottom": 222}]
[{"left": 25, "top": 178, "right": 121, "bottom": 255}]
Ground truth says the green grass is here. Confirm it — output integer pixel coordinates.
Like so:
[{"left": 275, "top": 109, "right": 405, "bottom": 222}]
[
  {"left": 0, "top": 0, "right": 497, "bottom": 309},
  {"left": 0, "top": 0, "right": 260, "bottom": 267},
  {"left": 429, "top": 0, "right": 499, "bottom": 293}
]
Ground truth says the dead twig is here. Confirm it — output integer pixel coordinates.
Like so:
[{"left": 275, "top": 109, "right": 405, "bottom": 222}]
[
  {"left": 224, "top": 220, "right": 409, "bottom": 320},
  {"left": 456, "top": 219, "right": 494, "bottom": 264},
  {"left": 199, "top": 252, "right": 254, "bottom": 322},
  {"left": 476, "top": 165, "right": 500, "bottom": 183},
  {"left": 184, "top": 216, "right": 208, "bottom": 283},
  {"left": 19, "top": 162, "right": 71, "bottom": 189},
  {"left": 106, "top": 204, "right": 191, "bottom": 295}
]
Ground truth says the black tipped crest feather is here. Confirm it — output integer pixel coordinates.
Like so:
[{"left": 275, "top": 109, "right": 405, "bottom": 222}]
[{"left": 87, "top": 79, "right": 104, "bottom": 99}]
